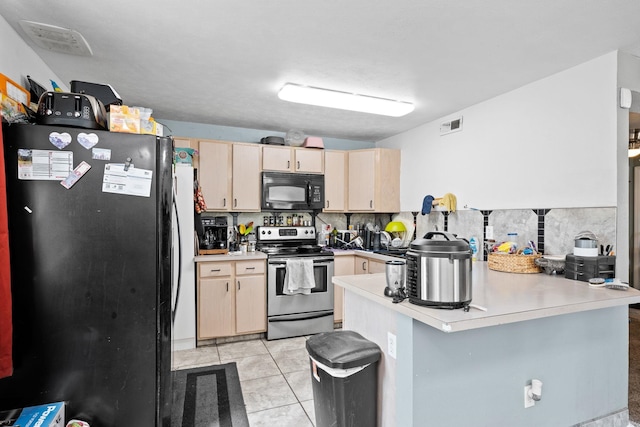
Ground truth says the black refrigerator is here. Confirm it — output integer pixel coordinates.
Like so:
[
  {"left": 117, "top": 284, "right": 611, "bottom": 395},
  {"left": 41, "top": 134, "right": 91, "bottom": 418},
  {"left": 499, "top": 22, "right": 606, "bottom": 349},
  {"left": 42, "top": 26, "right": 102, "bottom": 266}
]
[{"left": 0, "top": 122, "right": 173, "bottom": 427}]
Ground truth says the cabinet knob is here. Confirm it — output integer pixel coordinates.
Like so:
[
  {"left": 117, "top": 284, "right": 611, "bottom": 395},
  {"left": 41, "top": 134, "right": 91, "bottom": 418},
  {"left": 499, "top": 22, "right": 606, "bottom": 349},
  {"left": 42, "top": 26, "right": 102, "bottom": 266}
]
[
  {"left": 326, "top": 200, "right": 330, "bottom": 208},
  {"left": 237, "top": 280, "right": 241, "bottom": 290},
  {"left": 226, "top": 282, "right": 229, "bottom": 292},
  {"left": 245, "top": 267, "right": 255, "bottom": 270},
  {"left": 370, "top": 200, "right": 373, "bottom": 208},
  {"left": 234, "top": 198, "right": 238, "bottom": 207},
  {"left": 287, "top": 160, "right": 290, "bottom": 169},
  {"left": 297, "top": 161, "right": 300, "bottom": 170},
  {"left": 223, "top": 198, "right": 226, "bottom": 207},
  {"left": 362, "top": 261, "right": 367, "bottom": 271}
]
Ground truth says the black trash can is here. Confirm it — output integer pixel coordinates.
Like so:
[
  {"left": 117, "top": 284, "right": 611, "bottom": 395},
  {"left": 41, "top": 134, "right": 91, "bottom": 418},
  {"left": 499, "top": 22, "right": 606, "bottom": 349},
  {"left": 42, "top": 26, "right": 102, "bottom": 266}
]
[{"left": 306, "top": 330, "right": 381, "bottom": 427}]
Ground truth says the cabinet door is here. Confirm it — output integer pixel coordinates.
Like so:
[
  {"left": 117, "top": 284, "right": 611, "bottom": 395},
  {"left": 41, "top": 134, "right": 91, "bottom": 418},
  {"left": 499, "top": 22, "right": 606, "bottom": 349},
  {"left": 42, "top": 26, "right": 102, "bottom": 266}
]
[
  {"left": 199, "top": 140, "right": 232, "bottom": 211},
  {"left": 354, "top": 256, "right": 369, "bottom": 274},
  {"left": 262, "top": 146, "right": 292, "bottom": 172},
  {"left": 323, "top": 151, "right": 346, "bottom": 211},
  {"left": 348, "top": 150, "right": 376, "bottom": 211},
  {"left": 198, "top": 277, "right": 234, "bottom": 339},
  {"left": 235, "top": 275, "right": 266, "bottom": 334},
  {"left": 368, "top": 259, "right": 387, "bottom": 274},
  {"left": 294, "top": 148, "right": 324, "bottom": 173},
  {"left": 232, "top": 144, "right": 262, "bottom": 211},
  {"left": 376, "top": 149, "right": 401, "bottom": 212},
  {"left": 333, "top": 256, "right": 355, "bottom": 323}
]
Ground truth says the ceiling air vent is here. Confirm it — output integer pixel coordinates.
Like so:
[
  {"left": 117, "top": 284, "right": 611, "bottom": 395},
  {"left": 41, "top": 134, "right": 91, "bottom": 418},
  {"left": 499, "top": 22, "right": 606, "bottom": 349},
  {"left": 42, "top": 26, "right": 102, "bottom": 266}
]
[
  {"left": 440, "top": 116, "right": 463, "bottom": 136},
  {"left": 19, "top": 20, "right": 92, "bottom": 56}
]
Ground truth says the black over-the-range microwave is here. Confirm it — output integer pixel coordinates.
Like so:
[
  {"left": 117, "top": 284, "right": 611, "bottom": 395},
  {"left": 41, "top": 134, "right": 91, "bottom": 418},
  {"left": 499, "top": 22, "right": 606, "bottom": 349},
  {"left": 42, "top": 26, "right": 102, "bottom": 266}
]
[{"left": 261, "top": 172, "right": 324, "bottom": 211}]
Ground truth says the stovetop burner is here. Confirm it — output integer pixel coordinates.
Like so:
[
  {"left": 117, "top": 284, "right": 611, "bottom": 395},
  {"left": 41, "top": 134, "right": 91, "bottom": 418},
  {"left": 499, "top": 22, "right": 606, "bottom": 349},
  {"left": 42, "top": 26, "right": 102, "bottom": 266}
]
[{"left": 256, "top": 226, "right": 332, "bottom": 258}]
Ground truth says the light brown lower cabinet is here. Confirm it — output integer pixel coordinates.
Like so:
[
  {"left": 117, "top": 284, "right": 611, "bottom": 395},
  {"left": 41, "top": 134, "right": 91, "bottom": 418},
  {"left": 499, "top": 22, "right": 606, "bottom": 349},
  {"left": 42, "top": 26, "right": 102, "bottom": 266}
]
[
  {"left": 333, "top": 256, "right": 355, "bottom": 323},
  {"left": 197, "top": 260, "right": 266, "bottom": 340}
]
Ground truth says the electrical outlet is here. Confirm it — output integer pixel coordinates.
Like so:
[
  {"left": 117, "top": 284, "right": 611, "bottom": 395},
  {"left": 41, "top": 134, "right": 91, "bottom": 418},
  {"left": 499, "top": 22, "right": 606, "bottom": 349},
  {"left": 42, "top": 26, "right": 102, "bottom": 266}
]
[
  {"left": 524, "top": 385, "right": 535, "bottom": 408},
  {"left": 387, "top": 332, "right": 397, "bottom": 359},
  {"left": 485, "top": 226, "right": 494, "bottom": 240}
]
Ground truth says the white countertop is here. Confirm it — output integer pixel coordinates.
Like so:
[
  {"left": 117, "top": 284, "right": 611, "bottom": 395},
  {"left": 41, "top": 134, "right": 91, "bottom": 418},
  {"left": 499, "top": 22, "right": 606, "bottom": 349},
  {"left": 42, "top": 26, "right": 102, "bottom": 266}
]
[
  {"left": 195, "top": 248, "right": 390, "bottom": 263},
  {"left": 195, "top": 251, "right": 267, "bottom": 262},
  {"left": 333, "top": 264, "right": 640, "bottom": 333}
]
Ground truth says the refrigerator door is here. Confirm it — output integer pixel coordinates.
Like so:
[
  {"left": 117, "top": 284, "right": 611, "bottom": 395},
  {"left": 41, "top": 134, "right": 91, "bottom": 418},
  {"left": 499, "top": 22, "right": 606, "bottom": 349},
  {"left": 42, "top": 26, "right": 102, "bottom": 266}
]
[{"left": 0, "top": 123, "right": 172, "bottom": 427}]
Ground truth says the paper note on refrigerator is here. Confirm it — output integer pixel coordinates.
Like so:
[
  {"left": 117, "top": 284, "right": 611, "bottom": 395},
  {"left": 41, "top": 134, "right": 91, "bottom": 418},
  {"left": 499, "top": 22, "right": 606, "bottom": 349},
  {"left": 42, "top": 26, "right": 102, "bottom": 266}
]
[
  {"left": 102, "top": 163, "right": 153, "bottom": 197},
  {"left": 17, "top": 149, "right": 73, "bottom": 180}
]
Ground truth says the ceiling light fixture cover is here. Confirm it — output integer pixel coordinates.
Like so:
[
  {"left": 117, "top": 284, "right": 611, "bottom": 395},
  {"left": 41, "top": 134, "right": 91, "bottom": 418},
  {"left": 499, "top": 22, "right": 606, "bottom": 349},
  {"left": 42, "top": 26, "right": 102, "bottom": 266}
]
[
  {"left": 278, "top": 83, "right": 414, "bottom": 117},
  {"left": 19, "top": 20, "right": 93, "bottom": 56}
]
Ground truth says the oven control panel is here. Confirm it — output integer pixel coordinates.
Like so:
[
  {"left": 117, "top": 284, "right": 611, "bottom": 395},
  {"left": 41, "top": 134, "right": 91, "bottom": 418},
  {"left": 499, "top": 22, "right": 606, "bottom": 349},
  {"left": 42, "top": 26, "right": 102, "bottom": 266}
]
[{"left": 257, "top": 226, "right": 316, "bottom": 241}]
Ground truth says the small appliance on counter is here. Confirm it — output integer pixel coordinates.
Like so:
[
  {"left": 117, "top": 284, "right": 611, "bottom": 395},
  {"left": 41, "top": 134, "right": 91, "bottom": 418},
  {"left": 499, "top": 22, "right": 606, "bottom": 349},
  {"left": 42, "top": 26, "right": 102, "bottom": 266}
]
[
  {"left": 405, "top": 232, "right": 472, "bottom": 310},
  {"left": 198, "top": 216, "right": 228, "bottom": 254},
  {"left": 573, "top": 230, "right": 598, "bottom": 257},
  {"left": 384, "top": 260, "right": 406, "bottom": 298}
]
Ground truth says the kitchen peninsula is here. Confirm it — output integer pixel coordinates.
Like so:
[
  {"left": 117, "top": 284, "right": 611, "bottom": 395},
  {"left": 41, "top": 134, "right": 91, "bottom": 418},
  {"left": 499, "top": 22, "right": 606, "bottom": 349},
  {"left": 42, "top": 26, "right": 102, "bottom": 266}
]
[{"left": 334, "top": 265, "right": 640, "bottom": 427}]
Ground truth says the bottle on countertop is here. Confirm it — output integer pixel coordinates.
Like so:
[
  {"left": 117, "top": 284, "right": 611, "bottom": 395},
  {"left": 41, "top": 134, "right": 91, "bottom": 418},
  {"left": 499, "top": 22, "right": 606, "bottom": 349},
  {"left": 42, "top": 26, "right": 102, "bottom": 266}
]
[
  {"left": 317, "top": 228, "right": 326, "bottom": 246},
  {"left": 329, "top": 227, "right": 338, "bottom": 247},
  {"left": 469, "top": 236, "right": 478, "bottom": 261}
]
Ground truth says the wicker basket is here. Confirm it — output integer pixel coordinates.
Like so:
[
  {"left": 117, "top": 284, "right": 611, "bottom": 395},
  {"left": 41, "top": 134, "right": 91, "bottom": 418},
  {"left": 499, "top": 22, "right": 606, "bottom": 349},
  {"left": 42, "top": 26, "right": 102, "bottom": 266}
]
[{"left": 487, "top": 252, "right": 542, "bottom": 274}]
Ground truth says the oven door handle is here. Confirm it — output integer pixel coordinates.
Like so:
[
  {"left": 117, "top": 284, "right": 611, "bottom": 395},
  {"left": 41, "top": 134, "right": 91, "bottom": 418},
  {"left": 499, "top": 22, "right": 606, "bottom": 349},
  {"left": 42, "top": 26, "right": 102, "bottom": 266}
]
[
  {"left": 269, "top": 260, "right": 333, "bottom": 266},
  {"left": 268, "top": 311, "right": 333, "bottom": 322}
]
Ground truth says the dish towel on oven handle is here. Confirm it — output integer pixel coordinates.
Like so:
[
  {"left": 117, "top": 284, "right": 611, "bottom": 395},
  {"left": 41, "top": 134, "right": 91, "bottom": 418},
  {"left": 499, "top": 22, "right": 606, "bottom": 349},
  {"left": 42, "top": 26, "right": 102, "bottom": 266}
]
[{"left": 284, "top": 259, "right": 315, "bottom": 295}]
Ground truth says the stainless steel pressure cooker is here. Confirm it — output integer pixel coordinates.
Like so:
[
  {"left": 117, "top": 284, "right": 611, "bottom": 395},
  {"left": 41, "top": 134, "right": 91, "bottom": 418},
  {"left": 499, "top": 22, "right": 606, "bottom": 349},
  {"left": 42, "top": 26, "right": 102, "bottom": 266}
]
[{"left": 405, "top": 232, "right": 472, "bottom": 310}]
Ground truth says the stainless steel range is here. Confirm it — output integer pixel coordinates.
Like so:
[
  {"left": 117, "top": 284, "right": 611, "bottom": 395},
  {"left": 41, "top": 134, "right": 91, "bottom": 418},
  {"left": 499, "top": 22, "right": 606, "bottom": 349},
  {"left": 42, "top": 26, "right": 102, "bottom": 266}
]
[{"left": 256, "top": 226, "right": 335, "bottom": 340}]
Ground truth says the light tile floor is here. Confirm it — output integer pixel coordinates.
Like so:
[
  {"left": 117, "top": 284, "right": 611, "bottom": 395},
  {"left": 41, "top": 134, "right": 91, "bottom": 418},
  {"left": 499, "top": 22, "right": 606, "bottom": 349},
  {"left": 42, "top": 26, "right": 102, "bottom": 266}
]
[{"left": 173, "top": 336, "right": 316, "bottom": 427}]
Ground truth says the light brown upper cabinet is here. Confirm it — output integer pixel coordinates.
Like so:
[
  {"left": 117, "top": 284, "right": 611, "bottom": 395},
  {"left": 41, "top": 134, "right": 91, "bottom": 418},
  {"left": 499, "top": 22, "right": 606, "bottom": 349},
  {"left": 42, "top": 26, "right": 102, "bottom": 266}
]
[
  {"left": 198, "top": 140, "right": 261, "bottom": 212},
  {"left": 262, "top": 146, "right": 324, "bottom": 174},
  {"left": 231, "top": 143, "right": 261, "bottom": 211},
  {"left": 323, "top": 150, "right": 347, "bottom": 212},
  {"left": 199, "top": 140, "right": 232, "bottom": 211},
  {"left": 348, "top": 148, "right": 400, "bottom": 212}
]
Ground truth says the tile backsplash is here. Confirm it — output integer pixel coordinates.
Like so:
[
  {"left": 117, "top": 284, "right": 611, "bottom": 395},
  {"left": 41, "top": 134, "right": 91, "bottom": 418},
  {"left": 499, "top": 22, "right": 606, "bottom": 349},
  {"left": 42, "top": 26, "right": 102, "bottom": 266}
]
[
  {"left": 413, "top": 206, "right": 616, "bottom": 261},
  {"left": 204, "top": 207, "right": 616, "bottom": 260}
]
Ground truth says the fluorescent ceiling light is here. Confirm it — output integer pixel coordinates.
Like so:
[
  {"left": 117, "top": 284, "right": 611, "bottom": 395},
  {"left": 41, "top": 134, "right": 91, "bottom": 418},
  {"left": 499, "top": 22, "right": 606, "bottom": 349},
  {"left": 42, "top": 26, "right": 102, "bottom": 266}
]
[{"left": 278, "top": 83, "right": 414, "bottom": 117}]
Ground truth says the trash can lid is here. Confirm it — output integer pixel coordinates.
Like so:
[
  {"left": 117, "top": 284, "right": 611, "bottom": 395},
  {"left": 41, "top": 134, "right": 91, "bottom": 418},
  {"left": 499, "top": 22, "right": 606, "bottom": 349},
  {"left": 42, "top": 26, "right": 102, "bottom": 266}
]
[{"left": 306, "top": 330, "right": 381, "bottom": 369}]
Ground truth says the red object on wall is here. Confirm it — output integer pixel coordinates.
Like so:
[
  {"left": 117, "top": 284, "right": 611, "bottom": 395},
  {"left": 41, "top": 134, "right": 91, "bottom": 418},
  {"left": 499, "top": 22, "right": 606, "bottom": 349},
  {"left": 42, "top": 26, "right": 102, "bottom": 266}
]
[{"left": 0, "top": 123, "right": 13, "bottom": 378}]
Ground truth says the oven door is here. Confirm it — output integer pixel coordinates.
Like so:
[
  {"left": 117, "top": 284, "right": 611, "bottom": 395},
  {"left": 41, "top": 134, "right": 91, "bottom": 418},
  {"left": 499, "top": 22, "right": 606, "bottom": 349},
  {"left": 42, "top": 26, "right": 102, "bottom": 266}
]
[{"left": 267, "top": 257, "right": 334, "bottom": 316}]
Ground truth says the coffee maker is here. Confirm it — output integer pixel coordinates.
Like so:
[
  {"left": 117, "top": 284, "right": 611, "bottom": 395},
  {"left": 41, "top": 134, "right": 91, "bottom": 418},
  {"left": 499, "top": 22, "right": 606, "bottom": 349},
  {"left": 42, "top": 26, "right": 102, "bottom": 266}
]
[{"left": 198, "top": 216, "right": 228, "bottom": 254}]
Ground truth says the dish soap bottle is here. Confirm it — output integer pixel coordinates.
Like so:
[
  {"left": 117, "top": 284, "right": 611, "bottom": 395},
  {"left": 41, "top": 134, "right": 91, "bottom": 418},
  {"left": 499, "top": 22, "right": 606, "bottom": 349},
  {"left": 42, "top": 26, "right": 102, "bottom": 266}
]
[{"left": 469, "top": 236, "right": 478, "bottom": 261}]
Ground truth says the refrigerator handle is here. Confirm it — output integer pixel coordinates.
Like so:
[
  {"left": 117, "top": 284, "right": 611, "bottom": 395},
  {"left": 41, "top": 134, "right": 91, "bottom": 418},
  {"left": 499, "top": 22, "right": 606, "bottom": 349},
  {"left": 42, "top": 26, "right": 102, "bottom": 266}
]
[{"left": 171, "top": 187, "right": 182, "bottom": 325}]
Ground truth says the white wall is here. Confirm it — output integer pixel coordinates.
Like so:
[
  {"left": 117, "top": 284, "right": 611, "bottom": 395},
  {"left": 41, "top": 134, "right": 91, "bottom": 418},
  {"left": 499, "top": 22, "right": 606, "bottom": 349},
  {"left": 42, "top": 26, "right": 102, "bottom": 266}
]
[
  {"left": 616, "top": 52, "right": 640, "bottom": 285},
  {"left": 0, "top": 14, "right": 67, "bottom": 95},
  {"left": 378, "top": 52, "right": 619, "bottom": 212}
]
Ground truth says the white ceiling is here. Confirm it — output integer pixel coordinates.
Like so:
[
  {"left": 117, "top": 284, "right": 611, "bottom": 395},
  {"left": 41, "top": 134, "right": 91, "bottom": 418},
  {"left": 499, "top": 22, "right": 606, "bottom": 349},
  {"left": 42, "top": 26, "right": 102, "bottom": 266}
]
[{"left": 3, "top": 1, "right": 640, "bottom": 142}]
